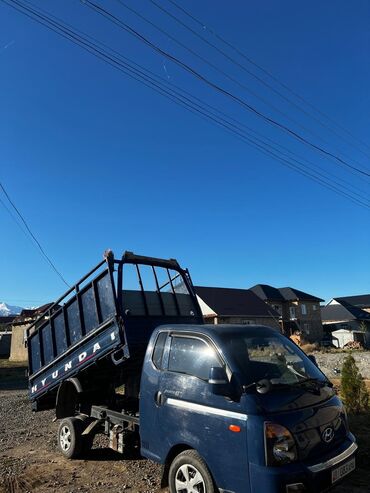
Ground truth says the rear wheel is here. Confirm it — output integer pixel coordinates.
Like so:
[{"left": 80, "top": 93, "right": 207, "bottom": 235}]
[
  {"left": 58, "top": 417, "right": 84, "bottom": 459},
  {"left": 169, "top": 450, "right": 215, "bottom": 493}
]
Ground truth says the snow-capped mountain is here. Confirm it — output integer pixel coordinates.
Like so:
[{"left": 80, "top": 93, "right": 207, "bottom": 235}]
[{"left": 0, "top": 302, "right": 24, "bottom": 316}]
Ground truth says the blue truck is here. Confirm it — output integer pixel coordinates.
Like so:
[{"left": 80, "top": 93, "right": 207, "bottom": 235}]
[{"left": 27, "top": 251, "right": 357, "bottom": 493}]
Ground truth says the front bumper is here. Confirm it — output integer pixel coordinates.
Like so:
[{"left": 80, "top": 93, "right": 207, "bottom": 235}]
[{"left": 249, "top": 437, "right": 357, "bottom": 493}]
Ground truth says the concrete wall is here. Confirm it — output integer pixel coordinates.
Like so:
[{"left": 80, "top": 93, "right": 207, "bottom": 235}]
[{"left": 9, "top": 325, "right": 28, "bottom": 362}]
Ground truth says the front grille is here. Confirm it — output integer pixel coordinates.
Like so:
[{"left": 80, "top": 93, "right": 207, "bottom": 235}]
[{"left": 294, "top": 415, "right": 347, "bottom": 461}]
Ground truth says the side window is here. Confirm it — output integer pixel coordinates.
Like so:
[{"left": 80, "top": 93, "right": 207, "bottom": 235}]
[
  {"left": 152, "top": 332, "right": 168, "bottom": 369},
  {"left": 168, "top": 336, "right": 222, "bottom": 380}
]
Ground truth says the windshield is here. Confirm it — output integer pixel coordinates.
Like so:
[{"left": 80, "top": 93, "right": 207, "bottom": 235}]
[{"left": 220, "top": 330, "right": 326, "bottom": 387}]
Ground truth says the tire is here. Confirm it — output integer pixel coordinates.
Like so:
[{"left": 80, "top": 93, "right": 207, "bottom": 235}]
[
  {"left": 58, "top": 417, "right": 84, "bottom": 459},
  {"left": 169, "top": 450, "right": 215, "bottom": 493}
]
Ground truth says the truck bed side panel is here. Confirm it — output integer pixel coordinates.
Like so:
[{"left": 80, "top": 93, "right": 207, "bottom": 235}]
[
  {"left": 29, "top": 320, "right": 124, "bottom": 399},
  {"left": 27, "top": 265, "right": 127, "bottom": 401}
]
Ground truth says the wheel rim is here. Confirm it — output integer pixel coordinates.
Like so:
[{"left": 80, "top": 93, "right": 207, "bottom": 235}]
[
  {"left": 175, "top": 464, "right": 206, "bottom": 493},
  {"left": 59, "top": 425, "right": 72, "bottom": 451}
]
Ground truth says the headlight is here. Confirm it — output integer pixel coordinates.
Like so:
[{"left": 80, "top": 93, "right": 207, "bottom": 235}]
[{"left": 264, "top": 422, "right": 298, "bottom": 466}]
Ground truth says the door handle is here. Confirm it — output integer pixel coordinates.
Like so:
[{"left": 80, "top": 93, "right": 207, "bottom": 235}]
[{"left": 155, "top": 391, "right": 164, "bottom": 406}]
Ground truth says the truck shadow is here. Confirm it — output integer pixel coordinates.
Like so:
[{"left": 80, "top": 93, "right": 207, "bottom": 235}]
[
  {"left": 0, "top": 367, "right": 28, "bottom": 390},
  {"left": 85, "top": 448, "right": 145, "bottom": 462}
]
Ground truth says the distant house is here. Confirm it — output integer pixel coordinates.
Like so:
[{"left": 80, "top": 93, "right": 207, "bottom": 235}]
[
  {"left": 9, "top": 303, "right": 53, "bottom": 362},
  {"left": 327, "top": 295, "right": 370, "bottom": 314},
  {"left": 248, "top": 285, "right": 285, "bottom": 317},
  {"left": 0, "top": 315, "right": 17, "bottom": 329},
  {"left": 0, "top": 316, "right": 16, "bottom": 358},
  {"left": 250, "top": 284, "right": 324, "bottom": 342},
  {"left": 195, "top": 286, "right": 280, "bottom": 330},
  {"left": 321, "top": 299, "right": 370, "bottom": 334}
]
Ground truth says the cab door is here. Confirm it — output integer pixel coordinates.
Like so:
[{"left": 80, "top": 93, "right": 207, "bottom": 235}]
[
  {"left": 139, "top": 329, "right": 170, "bottom": 461},
  {"left": 156, "top": 333, "right": 250, "bottom": 492}
]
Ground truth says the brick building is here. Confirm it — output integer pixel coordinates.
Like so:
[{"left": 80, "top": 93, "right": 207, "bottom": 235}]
[{"left": 250, "top": 284, "right": 324, "bottom": 342}]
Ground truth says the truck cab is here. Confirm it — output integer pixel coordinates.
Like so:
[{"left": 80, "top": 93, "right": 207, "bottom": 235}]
[
  {"left": 140, "top": 324, "right": 357, "bottom": 493},
  {"left": 26, "top": 251, "right": 357, "bottom": 493}
]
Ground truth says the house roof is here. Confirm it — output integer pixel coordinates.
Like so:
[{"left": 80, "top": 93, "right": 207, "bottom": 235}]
[
  {"left": 278, "top": 287, "right": 324, "bottom": 302},
  {"left": 13, "top": 303, "right": 54, "bottom": 323},
  {"left": 250, "top": 284, "right": 285, "bottom": 302},
  {"left": 334, "top": 294, "right": 370, "bottom": 309},
  {"left": 0, "top": 315, "right": 16, "bottom": 325},
  {"left": 195, "top": 286, "right": 280, "bottom": 318},
  {"left": 250, "top": 284, "right": 323, "bottom": 303},
  {"left": 321, "top": 301, "right": 370, "bottom": 323}
]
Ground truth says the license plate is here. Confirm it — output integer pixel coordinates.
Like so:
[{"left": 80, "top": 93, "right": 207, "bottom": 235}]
[{"left": 331, "top": 458, "right": 355, "bottom": 484}]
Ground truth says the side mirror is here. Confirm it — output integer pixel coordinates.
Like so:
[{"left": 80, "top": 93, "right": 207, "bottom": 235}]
[
  {"left": 209, "top": 367, "right": 230, "bottom": 396},
  {"left": 256, "top": 379, "right": 272, "bottom": 394},
  {"left": 308, "top": 355, "right": 318, "bottom": 367}
]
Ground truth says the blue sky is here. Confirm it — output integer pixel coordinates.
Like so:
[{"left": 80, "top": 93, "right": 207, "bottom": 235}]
[{"left": 0, "top": 0, "right": 369, "bottom": 306}]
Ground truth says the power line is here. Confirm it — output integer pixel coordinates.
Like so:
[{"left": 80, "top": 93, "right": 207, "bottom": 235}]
[
  {"left": 2, "top": 0, "right": 369, "bottom": 210},
  {"left": 21, "top": 0, "right": 370, "bottom": 201},
  {"left": 0, "top": 181, "right": 70, "bottom": 287},
  {"left": 116, "top": 0, "right": 370, "bottom": 187},
  {"left": 0, "top": 193, "right": 31, "bottom": 236},
  {"left": 5, "top": 0, "right": 367, "bottom": 200},
  {"left": 116, "top": 0, "right": 344, "bottom": 155},
  {"left": 2, "top": 0, "right": 369, "bottom": 209},
  {"left": 164, "top": 0, "right": 370, "bottom": 159},
  {"left": 82, "top": 0, "right": 370, "bottom": 179}
]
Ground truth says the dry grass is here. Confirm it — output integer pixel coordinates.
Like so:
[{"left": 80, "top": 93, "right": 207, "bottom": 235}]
[
  {"left": 0, "top": 359, "right": 28, "bottom": 391},
  {"left": 331, "top": 379, "right": 370, "bottom": 392},
  {"left": 0, "top": 358, "right": 27, "bottom": 368},
  {"left": 300, "top": 343, "right": 318, "bottom": 353}
]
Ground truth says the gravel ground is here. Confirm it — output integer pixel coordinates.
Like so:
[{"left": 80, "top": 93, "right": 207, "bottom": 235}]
[
  {"left": 0, "top": 390, "right": 162, "bottom": 493},
  {"left": 0, "top": 384, "right": 368, "bottom": 492},
  {"left": 314, "top": 351, "right": 370, "bottom": 380}
]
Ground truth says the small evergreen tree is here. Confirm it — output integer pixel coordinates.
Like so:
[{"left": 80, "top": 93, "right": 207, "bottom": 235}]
[
  {"left": 358, "top": 321, "right": 368, "bottom": 333},
  {"left": 341, "top": 354, "right": 369, "bottom": 414}
]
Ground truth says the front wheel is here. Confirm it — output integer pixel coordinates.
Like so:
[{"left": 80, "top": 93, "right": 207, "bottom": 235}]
[{"left": 169, "top": 450, "right": 215, "bottom": 493}]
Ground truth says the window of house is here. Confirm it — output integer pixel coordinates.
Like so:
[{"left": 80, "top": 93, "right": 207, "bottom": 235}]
[
  {"left": 301, "top": 304, "right": 307, "bottom": 315},
  {"left": 312, "top": 305, "right": 317, "bottom": 311},
  {"left": 289, "top": 306, "right": 296, "bottom": 319},
  {"left": 168, "top": 336, "right": 222, "bottom": 380},
  {"left": 304, "top": 323, "right": 311, "bottom": 334}
]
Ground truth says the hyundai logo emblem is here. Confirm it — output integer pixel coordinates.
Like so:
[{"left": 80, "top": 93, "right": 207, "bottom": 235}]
[{"left": 322, "top": 427, "right": 335, "bottom": 443}]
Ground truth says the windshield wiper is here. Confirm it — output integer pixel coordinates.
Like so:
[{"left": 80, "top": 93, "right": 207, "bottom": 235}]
[
  {"left": 292, "top": 377, "right": 332, "bottom": 388},
  {"left": 242, "top": 379, "right": 273, "bottom": 394},
  {"left": 278, "top": 357, "right": 333, "bottom": 389},
  {"left": 277, "top": 377, "right": 332, "bottom": 392}
]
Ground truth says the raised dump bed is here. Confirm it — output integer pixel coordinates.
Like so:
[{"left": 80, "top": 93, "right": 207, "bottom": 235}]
[{"left": 27, "top": 250, "right": 203, "bottom": 410}]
